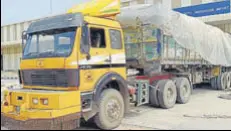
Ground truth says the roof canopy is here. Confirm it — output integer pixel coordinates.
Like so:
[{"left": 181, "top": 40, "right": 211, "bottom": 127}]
[{"left": 67, "top": 0, "right": 120, "bottom": 18}]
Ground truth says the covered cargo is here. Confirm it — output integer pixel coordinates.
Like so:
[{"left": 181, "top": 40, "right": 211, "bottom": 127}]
[
  {"left": 123, "top": 24, "right": 207, "bottom": 70},
  {"left": 117, "top": 3, "right": 231, "bottom": 66}
]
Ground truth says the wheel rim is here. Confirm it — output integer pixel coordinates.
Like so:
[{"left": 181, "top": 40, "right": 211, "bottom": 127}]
[{"left": 105, "top": 98, "right": 121, "bottom": 122}]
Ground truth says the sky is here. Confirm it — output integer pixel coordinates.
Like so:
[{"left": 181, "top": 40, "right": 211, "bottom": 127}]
[{"left": 1, "top": 0, "right": 89, "bottom": 26}]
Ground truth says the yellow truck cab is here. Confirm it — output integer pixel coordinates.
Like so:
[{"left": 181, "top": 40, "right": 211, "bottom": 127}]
[{"left": 1, "top": 1, "right": 129, "bottom": 130}]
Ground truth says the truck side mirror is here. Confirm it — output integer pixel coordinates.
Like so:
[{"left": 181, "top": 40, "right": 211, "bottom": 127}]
[
  {"left": 21, "top": 31, "right": 27, "bottom": 53},
  {"left": 81, "top": 25, "right": 91, "bottom": 60}
]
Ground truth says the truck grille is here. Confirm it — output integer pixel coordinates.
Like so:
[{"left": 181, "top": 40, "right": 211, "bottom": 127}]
[{"left": 22, "top": 69, "right": 79, "bottom": 87}]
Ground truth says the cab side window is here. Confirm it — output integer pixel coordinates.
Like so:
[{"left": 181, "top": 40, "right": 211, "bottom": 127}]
[
  {"left": 109, "top": 29, "right": 122, "bottom": 49},
  {"left": 90, "top": 28, "right": 106, "bottom": 48}
]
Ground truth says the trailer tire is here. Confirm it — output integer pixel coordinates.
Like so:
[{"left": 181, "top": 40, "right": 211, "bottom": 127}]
[
  {"left": 157, "top": 80, "right": 177, "bottom": 109},
  {"left": 210, "top": 77, "right": 217, "bottom": 90},
  {"left": 94, "top": 89, "right": 124, "bottom": 130},
  {"left": 150, "top": 81, "right": 160, "bottom": 107},
  {"left": 225, "top": 72, "right": 231, "bottom": 89},
  {"left": 229, "top": 72, "right": 231, "bottom": 89},
  {"left": 217, "top": 73, "right": 227, "bottom": 90},
  {"left": 174, "top": 77, "right": 191, "bottom": 104}
]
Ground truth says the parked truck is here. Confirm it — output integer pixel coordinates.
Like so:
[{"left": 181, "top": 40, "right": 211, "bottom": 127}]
[{"left": 1, "top": 0, "right": 231, "bottom": 130}]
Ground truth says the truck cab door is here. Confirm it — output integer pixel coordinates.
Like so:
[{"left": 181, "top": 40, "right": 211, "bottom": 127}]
[
  {"left": 78, "top": 25, "right": 111, "bottom": 91},
  {"left": 80, "top": 26, "right": 110, "bottom": 66},
  {"left": 107, "top": 28, "right": 127, "bottom": 78}
]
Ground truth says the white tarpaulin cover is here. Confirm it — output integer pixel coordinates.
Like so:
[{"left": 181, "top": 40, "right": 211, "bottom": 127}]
[{"left": 116, "top": 3, "right": 231, "bottom": 66}]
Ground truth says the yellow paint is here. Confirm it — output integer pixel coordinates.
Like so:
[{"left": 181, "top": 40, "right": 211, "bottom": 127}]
[
  {"left": 10, "top": 91, "right": 81, "bottom": 110},
  {"left": 77, "top": 25, "right": 126, "bottom": 92},
  {"left": 2, "top": 106, "right": 80, "bottom": 121},
  {"left": 84, "top": 16, "right": 121, "bottom": 28},
  {"left": 212, "top": 67, "right": 221, "bottom": 77},
  {"left": 23, "top": 85, "right": 77, "bottom": 91},
  {"left": 68, "top": 0, "right": 120, "bottom": 18},
  {"left": 2, "top": 90, "right": 81, "bottom": 121},
  {"left": 1, "top": 105, "right": 14, "bottom": 113}
]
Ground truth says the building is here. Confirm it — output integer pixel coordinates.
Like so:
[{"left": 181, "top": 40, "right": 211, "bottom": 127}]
[
  {"left": 1, "top": 0, "right": 231, "bottom": 71},
  {"left": 1, "top": 18, "right": 49, "bottom": 71},
  {"left": 121, "top": 0, "right": 231, "bottom": 33}
]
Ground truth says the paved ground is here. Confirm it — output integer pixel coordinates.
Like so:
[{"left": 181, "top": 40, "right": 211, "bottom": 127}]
[
  {"left": 116, "top": 88, "right": 231, "bottom": 130},
  {"left": 1, "top": 85, "right": 231, "bottom": 130}
]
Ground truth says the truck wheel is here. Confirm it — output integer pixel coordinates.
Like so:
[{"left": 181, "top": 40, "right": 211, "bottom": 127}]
[
  {"left": 229, "top": 72, "right": 231, "bottom": 89},
  {"left": 174, "top": 77, "right": 191, "bottom": 104},
  {"left": 217, "top": 73, "right": 227, "bottom": 90},
  {"left": 226, "top": 72, "right": 231, "bottom": 89},
  {"left": 210, "top": 77, "right": 217, "bottom": 90},
  {"left": 149, "top": 81, "right": 160, "bottom": 107},
  {"left": 94, "top": 89, "right": 124, "bottom": 130},
  {"left": 157, "top": 80, "right": 177, "bottom": 109}
]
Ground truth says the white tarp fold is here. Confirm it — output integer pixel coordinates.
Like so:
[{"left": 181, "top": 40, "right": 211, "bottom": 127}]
[{"left": 117, "top": 3, "right": 231, "bottom": 66}]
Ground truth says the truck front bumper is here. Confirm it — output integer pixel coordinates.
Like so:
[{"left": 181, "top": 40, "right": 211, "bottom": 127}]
[
  {"left": 1, "top": 112, "right": 80, "bottom": 130},
  {"left": 1, "top": 89, "right": 82, "bottom": 130}
]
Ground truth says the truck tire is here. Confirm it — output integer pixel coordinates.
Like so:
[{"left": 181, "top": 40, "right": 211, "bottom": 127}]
[
  {"left": 226, "top": 72, "right": 231, "bottom": 89},
  {"left": 157, "top": 80, "right": 177, "bottom": 109},
  {"left": 94, "top": 89, "right": 124, "bottom": 130},
  {"left": 174, "top": 77, "right": 191, "bottom": 104},
  {"left": 149, "top": 81, "right": 160, "bottom": 107},
  {"left": 210, "top": 77, "right": 216, "bottom": 90},
  {"left": 217, "top": 73, "right": 227, "bottom": 90},
  {"left": 229, "top": 72, "right": 231, "bottom": 89}
]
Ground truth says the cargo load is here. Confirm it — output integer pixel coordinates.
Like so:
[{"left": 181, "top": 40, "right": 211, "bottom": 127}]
[{"left": 117, "top": 3, "right": 231, "bottom": 66}]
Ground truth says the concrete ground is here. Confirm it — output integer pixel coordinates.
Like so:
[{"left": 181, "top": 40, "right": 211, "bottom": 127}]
[
  {"left": 116, "top": 88, "right": 231, "bottom": 130},
  {"left": 1, "top": 85, "right": 231, "bottom": 130}
]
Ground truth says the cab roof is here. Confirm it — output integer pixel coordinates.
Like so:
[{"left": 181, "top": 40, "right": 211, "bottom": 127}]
[{"left": 26, "top": 13, "right": 121, "bottom": 33}]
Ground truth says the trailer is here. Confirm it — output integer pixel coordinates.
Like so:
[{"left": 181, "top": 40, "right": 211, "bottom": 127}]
[{"left": 123, "top": 24, "right": 231, "bottom": 109}]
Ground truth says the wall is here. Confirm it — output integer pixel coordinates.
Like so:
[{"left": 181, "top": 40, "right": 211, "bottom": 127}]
[
  {"left": 1, "top": 20, "right": 33, "bottom": 71},
  {"left": 1, "top": 45, "right": 22, "bottom": 71}
]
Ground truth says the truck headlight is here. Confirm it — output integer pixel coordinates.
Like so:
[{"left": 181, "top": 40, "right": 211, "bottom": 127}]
[
  {"left": 41, "top": 99, "right": 48, "bottom": 105},
  {"left": 32, "top": 98, "right": 39, "bottom": 105}
]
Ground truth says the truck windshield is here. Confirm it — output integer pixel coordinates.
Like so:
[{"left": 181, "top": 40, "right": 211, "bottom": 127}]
[{"left": 23, "top": 28, "right": 76, "bottom": 59}]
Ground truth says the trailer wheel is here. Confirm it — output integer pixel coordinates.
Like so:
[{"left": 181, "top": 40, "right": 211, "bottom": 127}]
[
  {"left": 225, "top": 72, "right": 231, "bottom": 89},
  {"left": 157, "top": 80, "right": 177, "bottom": 109},
  {"left": 149, "top": 81, "right": 160, "bottom": 107},
  {"left": 94, "top": 89, "right": 124, "bottom": 130},
  {"left": 174, "top": 77, "right": 191, "bottom": 104},
  {"left": 210, "top": 77, "right": 216, "bottom": 90},
  {"left": 217, "top": 73, "right": 227, "bottom": 90},
  {"left": 229, "top": 72, "right": 231, "bottom": 89},
  {"left": 215, "top": 77, "right": 218, "bottom": 90}
]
